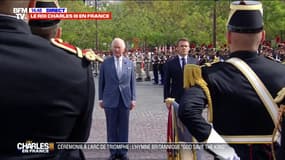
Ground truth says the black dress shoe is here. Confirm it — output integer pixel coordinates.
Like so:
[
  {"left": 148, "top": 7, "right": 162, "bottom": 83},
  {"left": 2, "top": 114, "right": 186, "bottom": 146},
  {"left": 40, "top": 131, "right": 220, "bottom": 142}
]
[
  {"left": 144, "top": 77, "right": 151, "bottom": 81},
  {"left": 136, "top": 77, "right": 143, "bottom": 82},
  {"left": 120, "top": 155, "right": 129, "bottom": 160},
  {"left": 108, "top": 155, "right": 117, "bottom": 160}
]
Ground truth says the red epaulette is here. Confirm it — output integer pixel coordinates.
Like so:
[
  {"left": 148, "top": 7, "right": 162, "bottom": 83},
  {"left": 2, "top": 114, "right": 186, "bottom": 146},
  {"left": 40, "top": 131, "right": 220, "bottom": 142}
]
[{"left": 50, "top": 38, "right": 103, "bottom": 62}]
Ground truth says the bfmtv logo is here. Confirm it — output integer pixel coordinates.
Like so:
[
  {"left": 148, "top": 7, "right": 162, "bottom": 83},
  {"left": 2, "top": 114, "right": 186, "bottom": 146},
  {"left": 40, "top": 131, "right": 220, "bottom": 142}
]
[
  {"left": 17, "top": 141, "right": 54, "bottom": 153},
  {"left": 13, "top": 8, "right": 28, "bottom": 20}
]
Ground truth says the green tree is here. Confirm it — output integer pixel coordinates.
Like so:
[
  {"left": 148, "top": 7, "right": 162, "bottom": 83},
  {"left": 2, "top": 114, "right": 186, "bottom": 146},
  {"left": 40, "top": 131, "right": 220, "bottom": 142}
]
[
  {"left": 59, "top": 0, "right": 97, "bottom": 49},
  {"left": 58, "top": 0, "right": 285, "bottom": 50}
]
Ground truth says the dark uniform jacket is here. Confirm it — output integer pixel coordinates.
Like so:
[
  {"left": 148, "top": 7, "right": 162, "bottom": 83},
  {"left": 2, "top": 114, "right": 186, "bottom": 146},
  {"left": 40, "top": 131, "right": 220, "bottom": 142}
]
[
  {"left": 0, "top": 16, "right": 95, "bottom": 159},
  {"left": 164, "top": 55, "right": 197, "bottom": 103},
  {"left": 179, "top": 51, "right": 285, "bottom": 160}
]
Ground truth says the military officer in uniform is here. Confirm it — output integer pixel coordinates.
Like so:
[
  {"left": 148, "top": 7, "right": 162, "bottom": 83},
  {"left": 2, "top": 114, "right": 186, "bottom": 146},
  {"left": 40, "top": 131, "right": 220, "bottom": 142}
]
[
  {"left": 152, "top": 49, "right": 160, "bottom": 84},
  {"left": 158, "top": 52, "right": 167, "bottom": 85},
  {"left": 144, "top": 52, "right": 152, "bottom": 81},
  {"left": 136, "top": 51, "right": 143, "bottom": 82},
  {"left": 29, "top": 0, "right": 103, "bottom": 63},
  {"left": 179, "top": 1, "right": 285, "bottom": 160},
  {"left": 0, "top": 0, "right": 95, "bottom": 159}
]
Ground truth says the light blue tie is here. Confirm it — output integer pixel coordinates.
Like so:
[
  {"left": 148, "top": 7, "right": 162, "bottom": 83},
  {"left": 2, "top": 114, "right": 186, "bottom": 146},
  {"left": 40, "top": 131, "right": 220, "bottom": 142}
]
[{"left": 116, "top": 58, "right": 122, "bottom": 78}]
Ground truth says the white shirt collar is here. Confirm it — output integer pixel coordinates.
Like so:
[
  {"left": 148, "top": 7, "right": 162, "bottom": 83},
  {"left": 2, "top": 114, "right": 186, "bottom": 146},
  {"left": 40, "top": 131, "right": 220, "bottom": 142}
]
[
  {"left": 114, "top": 56, "right": 123, "bottom": 70},
  {"left": 178, "top": 55, "right": 188, "bottom": 60},
  {"left": 114, "top": 56, "right": 123, "bottom": 61},
  {"left": 178, "top": 55, "right": 188, "bottom": 68}
]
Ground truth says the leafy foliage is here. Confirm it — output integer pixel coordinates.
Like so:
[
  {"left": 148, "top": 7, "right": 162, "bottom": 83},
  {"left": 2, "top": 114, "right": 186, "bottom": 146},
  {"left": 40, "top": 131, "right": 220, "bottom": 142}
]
[{"left": 58, "top": 0, "right": 285, "bottom": 50}]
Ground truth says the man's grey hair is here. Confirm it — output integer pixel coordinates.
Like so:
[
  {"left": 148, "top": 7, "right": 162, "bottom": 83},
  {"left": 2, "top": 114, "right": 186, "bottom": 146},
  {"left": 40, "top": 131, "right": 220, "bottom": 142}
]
[{"left": 111, "top": 38, "right": 126, "bottom": 49}]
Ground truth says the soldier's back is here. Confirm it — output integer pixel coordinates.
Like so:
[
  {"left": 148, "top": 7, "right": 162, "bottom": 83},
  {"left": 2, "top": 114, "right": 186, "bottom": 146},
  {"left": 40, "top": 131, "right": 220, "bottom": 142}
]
[
  {"left": 202, "top": 51, "right": 285, "bottom": 135},
  {"left": 0, "top": 16, "right": 94, "bottom": 159}
]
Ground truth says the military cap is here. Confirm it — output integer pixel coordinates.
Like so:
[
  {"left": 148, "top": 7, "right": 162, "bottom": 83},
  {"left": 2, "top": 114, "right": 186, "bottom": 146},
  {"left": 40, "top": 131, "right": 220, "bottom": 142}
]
[
  {"left": 28, "top": 0, "right": 60, "bottom": 27},
  {"left": 227, "top": 0, "right": 263, "bottom": 33}
]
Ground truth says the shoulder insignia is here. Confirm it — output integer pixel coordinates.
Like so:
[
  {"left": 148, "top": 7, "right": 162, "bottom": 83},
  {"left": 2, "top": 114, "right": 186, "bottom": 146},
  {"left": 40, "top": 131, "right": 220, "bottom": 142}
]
[
  {"left": 51, "top": 38, "right": 77, "bottom": 54},
  {"left": 264, "top": 55, "right": 282, "bottom": 63},
  {"left": 265, "top": 55, "right": 276, "bottom": 61},
  {"left": 203, "top": 62, "right": 212, "bottom": 67},
  {"left": 213, "top": 56, "right": 220, "bottom": 63},
  {"left": 183, "top": 64, "right": 213, "bottom": 122},
  {"left": 50, "top": 38, "right": 104, "bottom": 62},
  {"left": 274, "top": 88, "right": 285, "bottom": 104},
  {"left": 202, "top": 61, "right": 220, "bottom": 68},
  {"left": 82, "top": 49, "right": 104, "bottom": 62}
]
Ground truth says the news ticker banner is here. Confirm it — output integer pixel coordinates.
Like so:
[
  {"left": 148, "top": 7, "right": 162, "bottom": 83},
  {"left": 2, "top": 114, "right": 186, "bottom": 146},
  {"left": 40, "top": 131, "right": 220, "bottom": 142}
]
[
  {"left": 17, "top": 141, "right": 227, "bottom": 154},
  {"left": 13, "top": 7, "right": 112, "bottom": 20}
]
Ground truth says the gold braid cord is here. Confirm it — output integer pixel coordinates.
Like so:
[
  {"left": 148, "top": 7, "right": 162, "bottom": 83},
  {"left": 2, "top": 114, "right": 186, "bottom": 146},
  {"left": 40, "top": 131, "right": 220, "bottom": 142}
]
[
  {"left": 274, "top": 88, "right": 285, "bottom": 131},
  {"left": 183, "top": 64, "right": 213, "bottom": 122},
  {"left": 272, "top": 88, "right": 285, "bottom": 160}
]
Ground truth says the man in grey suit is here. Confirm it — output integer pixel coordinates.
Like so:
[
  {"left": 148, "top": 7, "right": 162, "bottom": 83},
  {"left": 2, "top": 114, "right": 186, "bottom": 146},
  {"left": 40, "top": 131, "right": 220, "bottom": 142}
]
[{"left": 99, "top": 38, "right": 136, "bottom": 160}]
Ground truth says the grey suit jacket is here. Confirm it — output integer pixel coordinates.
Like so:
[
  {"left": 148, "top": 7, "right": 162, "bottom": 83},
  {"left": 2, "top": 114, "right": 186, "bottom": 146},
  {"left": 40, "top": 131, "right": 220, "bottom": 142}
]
[{"left": 99, "top": 56, "right": 136, "bottom": 108}]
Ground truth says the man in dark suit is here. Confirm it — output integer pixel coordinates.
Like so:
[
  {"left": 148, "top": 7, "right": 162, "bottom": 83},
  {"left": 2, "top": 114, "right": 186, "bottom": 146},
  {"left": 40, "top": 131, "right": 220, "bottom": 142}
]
[
  {"left": 152, "top": 49, "right": 160, "bottom": 85},
  {"left": 99, "top": 38, "right": 136, "bottom": 160},
  {"left": 0, "top": 0, "right": 95, "bottom": 160},
  {"left": 179, "top": 1, "right": 285, "bottom": 160},
  {"left": 163, "top": 38, "right": 199, "bottom": 159},
  {"left": 164, "top": 38, "right": 198, "bottom": 108}
]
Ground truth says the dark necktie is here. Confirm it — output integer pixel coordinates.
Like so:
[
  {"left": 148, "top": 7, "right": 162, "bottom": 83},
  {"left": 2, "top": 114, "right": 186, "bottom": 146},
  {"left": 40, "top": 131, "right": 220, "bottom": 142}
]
[{"left": 181, "top": 57, "right": 186, "bottom": 70}]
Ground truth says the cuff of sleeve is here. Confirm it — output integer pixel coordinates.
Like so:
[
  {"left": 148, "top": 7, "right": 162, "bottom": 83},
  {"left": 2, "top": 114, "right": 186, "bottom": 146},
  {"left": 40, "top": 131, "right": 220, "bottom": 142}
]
[
  {"left": 206, "top": 128, "right": 240, "bottom": 160},
  {"left": 206, "top": 127, "right": 226, "bottom": 144}
]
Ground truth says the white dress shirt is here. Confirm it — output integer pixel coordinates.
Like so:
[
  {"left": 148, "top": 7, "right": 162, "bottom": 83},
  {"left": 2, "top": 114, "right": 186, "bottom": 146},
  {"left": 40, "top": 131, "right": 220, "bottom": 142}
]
[{"left": 178, "top": 55, "right": 188, "bottom": 68}]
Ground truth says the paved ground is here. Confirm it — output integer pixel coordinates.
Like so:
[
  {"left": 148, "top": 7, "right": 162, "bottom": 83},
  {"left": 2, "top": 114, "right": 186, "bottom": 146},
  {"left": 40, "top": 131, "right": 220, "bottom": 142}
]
[{"left": 84, "top": 76, "right": 213, "bottom": 160}]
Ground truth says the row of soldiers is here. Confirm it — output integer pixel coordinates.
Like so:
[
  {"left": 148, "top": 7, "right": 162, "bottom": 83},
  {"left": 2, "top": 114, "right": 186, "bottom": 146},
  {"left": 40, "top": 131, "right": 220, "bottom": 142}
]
[
  {"left": 121, "top": 49, "right": 227, "bottom": 83},
  {"left": 261, "top": 44, "right": 285, "bottom": 63},
  {"left": 90, "top": 43, "right": 285, "bottom": 83},
  {"left": 90, "top": 41, "right": 285, "bottom": 84}
]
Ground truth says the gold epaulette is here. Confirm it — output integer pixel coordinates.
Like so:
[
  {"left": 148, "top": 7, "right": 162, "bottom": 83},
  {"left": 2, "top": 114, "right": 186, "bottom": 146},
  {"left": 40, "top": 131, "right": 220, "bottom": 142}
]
[
  {"left": 202, "top": 61, "right": 219, "bottom": 67},
  {"left": 183, "top": 64, "right": 213, "bottom": 122},
  {"left": 213, "top": 56, "right": 220, "bottom": 63},
  {"left": 50, "top": 38, "right": 104, "bottom": 62},
  {"left": 82, "top": 49, "right": 104, "bottom": 63}
]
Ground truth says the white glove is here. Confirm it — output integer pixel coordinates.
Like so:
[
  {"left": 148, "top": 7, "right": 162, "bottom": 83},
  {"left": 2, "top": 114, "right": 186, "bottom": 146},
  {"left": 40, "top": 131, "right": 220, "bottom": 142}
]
[
  {"left": 206, "top": 128, "right": 240, "bottom": 160},
  {"left": 216, "top": 153, "right": 240, "bottom": 160}
]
